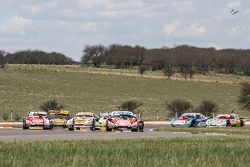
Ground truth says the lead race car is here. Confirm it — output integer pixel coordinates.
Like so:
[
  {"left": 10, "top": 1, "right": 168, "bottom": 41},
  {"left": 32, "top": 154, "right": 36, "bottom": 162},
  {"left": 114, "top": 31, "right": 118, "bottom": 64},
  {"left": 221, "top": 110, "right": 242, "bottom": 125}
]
[
  {"left": 106, "top": 111, "right": 144, "bottom": 132},
  {"left": 206, "top": 114, "right": 244, "bottom": 127},
  {"left": 66, "top": 112, "right": 98, "bottom": 131},
  {"left": 171, "top": 113, "right": 208, "bottom": 127},
  {"left": 23, "top": 111, "right": 50, "bottom": 129}
]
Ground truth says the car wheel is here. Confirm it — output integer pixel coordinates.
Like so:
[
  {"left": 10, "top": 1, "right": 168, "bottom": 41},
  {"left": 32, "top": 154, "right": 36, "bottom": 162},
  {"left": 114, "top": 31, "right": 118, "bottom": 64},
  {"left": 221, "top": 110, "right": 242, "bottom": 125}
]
[
  {"left": 240, "top": 120, "right": 244, "bottom": 127},
  {"left": 191, "top": 121, "right": 198, "bottom": 127},
  {"left": 76, "top": 127, "right": 80, "bottom": 130},
  {"left": 131, "top": 128, "right": 138, "bottom": 132}
]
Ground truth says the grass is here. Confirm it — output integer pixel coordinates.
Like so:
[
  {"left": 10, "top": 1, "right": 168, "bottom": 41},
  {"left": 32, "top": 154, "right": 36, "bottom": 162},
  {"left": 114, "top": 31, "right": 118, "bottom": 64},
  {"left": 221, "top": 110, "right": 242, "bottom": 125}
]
[
  {"left": 0, "top": 64, "right": 249, "bottom": 120},
  {"left": 0, "top": 138, "right": 250, "bottom": 167},
  {"left": 155, "top": 126, "right": 250, "bottom": 135}
]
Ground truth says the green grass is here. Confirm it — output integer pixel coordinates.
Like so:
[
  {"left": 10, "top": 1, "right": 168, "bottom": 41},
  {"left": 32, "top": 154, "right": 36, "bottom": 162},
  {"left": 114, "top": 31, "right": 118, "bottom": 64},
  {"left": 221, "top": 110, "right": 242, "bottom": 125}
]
[
  {"left": 155, "top": 126, "right": 250, "bottom": 135},
  {"left": 0, "top": 64, "right": 248, "bottom": 120},
  {"left": 1, "top": 138, "right": 250, "bottom": 167}
]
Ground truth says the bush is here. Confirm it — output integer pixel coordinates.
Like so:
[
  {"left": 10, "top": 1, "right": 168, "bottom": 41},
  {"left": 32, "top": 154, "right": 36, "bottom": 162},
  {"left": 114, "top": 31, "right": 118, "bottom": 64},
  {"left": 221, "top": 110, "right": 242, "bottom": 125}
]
[
  {"left": 239, "top": 82, "right": 250, "bottom": 110},
  {"left": 138, "top": 65, "right": 148, "bottom": 76},
  {"left": 197, "top": 100, "right": 218, "bottom": 116},
  {"left": 39, "top": 99, "right": 64, "bottom": 112},
  {"left": 2, "top": 113, "right": 9, "bottom": 121},
  {"left": 167, "top": 99, "right": 193, "bottom": 117},
  {"left": 118, "top": 100, "right": 143, "bottom": 112},
  {"left": 162, "top": 66, "right": 175, "bottom": 79},
  {"left": 14, "top": 113, "right": 22, "bottom": 121}
]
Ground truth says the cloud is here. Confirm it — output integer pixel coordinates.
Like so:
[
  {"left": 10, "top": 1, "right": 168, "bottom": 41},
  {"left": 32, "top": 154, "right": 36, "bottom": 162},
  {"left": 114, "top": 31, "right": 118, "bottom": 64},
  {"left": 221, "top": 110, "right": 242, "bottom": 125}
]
[
  {"left": 163, "top": 21, "right": 206, "bottom": 37},
  {"left": 0, "top": 15, "right": 32, "bottom": 32}
]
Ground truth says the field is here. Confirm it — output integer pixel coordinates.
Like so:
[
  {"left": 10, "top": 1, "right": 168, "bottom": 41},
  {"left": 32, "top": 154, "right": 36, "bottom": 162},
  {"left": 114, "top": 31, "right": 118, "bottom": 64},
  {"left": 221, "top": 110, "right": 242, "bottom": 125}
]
[
  {"left": 0, "top": 64, "right": 249, "bottom": 120},
  {"left": 0, "top": 137, "right": 250, "bottom": 167}
]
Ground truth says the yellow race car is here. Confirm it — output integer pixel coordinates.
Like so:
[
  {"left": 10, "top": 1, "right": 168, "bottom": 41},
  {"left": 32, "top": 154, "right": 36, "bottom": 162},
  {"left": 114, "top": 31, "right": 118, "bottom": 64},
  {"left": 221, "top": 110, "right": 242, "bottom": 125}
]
[{"left": 48, "top": 110, "right": 71, "bottom": 128}]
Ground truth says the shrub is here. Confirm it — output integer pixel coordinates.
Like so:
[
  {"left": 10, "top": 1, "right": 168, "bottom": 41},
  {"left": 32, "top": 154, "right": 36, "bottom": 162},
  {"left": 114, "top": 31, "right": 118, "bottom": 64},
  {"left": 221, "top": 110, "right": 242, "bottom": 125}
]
[
  {"left": 2, "top": 113, "right": 9, "bottom": 121},
  {"left": 197, "top": 100, "right": 218, "bottom": 116},
  {"left": 39, "top": 99, "right": 64, "bottom": 112},
  {"left": 118, "top": 100, "right": 143, "bottom": 112},
  {"left": 167, "top": 99, "right": 193, "bottom": 117}
]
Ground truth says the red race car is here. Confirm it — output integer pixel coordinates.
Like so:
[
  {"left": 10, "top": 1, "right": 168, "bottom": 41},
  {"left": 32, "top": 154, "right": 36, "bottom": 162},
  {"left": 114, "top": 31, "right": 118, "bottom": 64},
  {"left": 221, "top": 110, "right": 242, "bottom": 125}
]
[
  {"left": 214, "top": 114, "right": 244, "bottom": 127},
  {"left": 106, "top": 111, "right": 144, "bottom": 132},
  {"left": 23, "top": 111, "right": 50, "bottom": 129}
]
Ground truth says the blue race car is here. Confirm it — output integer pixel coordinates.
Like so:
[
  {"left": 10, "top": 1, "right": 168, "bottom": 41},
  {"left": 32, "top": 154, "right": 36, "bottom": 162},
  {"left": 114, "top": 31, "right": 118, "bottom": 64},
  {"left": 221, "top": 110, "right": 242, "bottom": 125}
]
[{"left": 171, "top": 113, "right": 207, "bottom": 127}]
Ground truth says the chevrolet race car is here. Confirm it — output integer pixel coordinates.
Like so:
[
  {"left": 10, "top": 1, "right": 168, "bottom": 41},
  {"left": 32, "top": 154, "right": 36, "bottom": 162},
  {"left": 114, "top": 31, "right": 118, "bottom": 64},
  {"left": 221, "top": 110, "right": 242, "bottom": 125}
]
[
  {"left": 23, "top": 111, "right": 50, "bottom": 129},
  {"left": 171, "top": 113, "right": 208, "bottom": 127},
  {"left": 94, "top": 116, "right": 108, "bottom": 130},
  {"left": 48, "top": 110, "right": 71, "bottom": 128},
  {"left": 67, "top": 112, "right": 98, "bottom": 131},
  {"left": 206, "top": 114, "right": 244, "bottom": 127},
  {"left": 106, "top": 111, "right": 144, "bottom": 132}
]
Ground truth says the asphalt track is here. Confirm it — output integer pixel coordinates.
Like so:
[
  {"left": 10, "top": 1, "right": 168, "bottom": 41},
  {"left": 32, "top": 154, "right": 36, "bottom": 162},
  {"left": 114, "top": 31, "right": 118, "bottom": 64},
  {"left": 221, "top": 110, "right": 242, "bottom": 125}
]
[{"left": 0, "top": 124, "right": 227, "bottom": 141}]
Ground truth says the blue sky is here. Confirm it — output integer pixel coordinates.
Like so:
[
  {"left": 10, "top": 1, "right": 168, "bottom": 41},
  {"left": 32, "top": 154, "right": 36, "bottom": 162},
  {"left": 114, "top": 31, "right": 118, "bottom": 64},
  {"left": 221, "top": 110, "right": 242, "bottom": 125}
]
[{"left": 0, "top": 0, "right": 249, "bottom": 61}]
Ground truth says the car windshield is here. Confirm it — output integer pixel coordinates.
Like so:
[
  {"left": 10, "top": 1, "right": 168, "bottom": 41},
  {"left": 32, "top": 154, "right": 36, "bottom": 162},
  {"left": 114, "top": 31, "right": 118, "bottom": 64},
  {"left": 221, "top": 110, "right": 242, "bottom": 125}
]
[
  {"left": 181, "top": 114, "right": 195, "bottom": 119},
  {"left": 76, "top": 115, "right": 93, "bottom": 118},
  {"left": 216, "top": 115, "right": 230, "bottom": 119},
  {"left": 29, "top": 112, "right": 47, "bottom": 117},
  {"left": 113, "top": 115, "right": 135, "bottom": 120}
]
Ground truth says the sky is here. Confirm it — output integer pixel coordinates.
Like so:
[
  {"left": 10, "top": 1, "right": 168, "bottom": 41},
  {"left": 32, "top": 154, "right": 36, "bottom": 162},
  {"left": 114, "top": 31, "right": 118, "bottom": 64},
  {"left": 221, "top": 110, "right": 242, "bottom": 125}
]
[{"left": 0, "top": 0, "right": 249, "bottom": 61}]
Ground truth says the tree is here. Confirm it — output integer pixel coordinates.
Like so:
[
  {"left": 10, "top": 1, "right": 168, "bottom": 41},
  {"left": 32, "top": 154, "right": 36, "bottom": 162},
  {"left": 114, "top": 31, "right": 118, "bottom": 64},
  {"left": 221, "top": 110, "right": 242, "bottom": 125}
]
[
  {"left": 0, "top": 50, "right": 7, "bottom": 69},
  {"left": 188, "top": 68, "right": 195, "bottom": 80},
  {"left": 39, "top": 99, "right": 64, "bottom": 112},
  {"left": 239, "top": 82, "right": 250, "bottom": 110},
  {"left": 81, "top": 45, "right": 106, "bottom": 67},
  {"left": 167, "top": 99, "right": 192, "bottom": 117},
  {"left": 138, "top": 65, "right": 148, "bottom": 77},
  {"left": 197, "top": 100, "right": 218, "bottom": 116},
  {"left": 162, "top": 65, "right": 175, "bottom": 79},
  {"left": 2, "top": 113, "right": 9, "bottom": 121},
  {"left": 118, "top": 100, "right": 143, "bottom": 112}
]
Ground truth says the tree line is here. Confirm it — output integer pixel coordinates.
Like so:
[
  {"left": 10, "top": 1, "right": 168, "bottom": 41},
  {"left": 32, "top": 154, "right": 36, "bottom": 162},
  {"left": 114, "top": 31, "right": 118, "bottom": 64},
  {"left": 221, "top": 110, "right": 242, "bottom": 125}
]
[
  {"left": 81, "top": 44, "right": 250, "bottom": 76},
  {"left": 0, "top": 50, "right": 76, "bottom": 67}
]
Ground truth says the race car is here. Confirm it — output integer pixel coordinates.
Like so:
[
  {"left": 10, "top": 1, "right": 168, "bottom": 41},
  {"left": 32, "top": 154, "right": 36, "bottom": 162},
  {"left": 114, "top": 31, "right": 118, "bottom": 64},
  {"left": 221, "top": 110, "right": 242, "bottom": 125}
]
[
  {"left": 48, "top": 110, "right": 71, "bottom": 128},
  {"left": 106, "top": 111, "right": 144, "bottom": 132},
  {"left": 94, "top": 116, "right": 108, "bottom": 130},
  {"left": 23, "top": 111, "right": 50, "bottom": 129},
  {"left": 171, "top": 113, "right": 208, "bottom": 127},
  {"left": 67, "top": 112, "right": 98, "bottom": 131},
  {"left": 206, "top": 114, "right": 244, "bottom": 127}
]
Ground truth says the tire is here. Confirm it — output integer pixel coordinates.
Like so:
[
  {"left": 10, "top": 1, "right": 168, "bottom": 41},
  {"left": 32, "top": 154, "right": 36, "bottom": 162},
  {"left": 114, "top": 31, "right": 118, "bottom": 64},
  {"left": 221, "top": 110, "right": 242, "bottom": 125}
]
[
  {"left": 22, "top": 123, "right": 29, "bottom": 129},
  {"left": 240, "top": 120, "right": 244, "bottom": 127},
  {"left": 105, "top": 121, "right": 112, "bottom": 132},
  {"left": 76, "top": 127, "right": 80, "bottom": 130},
  {"left": 131, "top": 128, "right": 138, "bottom": 132},
  {"left": 90, "top": 120, "right": 96, "bottom": 131},
  {"left": 23, "top": 126, "right": 29, "bottom": 129},
  {"left": 191, "top": 121, "right": 198, "bottom": 127}
]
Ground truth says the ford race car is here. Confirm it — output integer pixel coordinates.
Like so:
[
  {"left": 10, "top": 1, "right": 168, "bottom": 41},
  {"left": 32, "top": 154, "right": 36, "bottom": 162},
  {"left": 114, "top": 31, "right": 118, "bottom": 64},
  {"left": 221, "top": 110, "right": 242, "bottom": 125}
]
[
  {"left": 48, "top": 110, "right": 71, "bottom": 128},
  {"left": 106, "top": 111, "right": 144, "bottom": 132},
  {"left": 171, "top": 113, "right": 207, "bottom": 127},
  {"left": 67, "top": 112, "right": 98, "bottom": 131},
  {"left": 206, "top": 114, "right": 244, "bottom": 127},
  {"left": 23, "top": 111, "right": 50, "bottom": 129}
]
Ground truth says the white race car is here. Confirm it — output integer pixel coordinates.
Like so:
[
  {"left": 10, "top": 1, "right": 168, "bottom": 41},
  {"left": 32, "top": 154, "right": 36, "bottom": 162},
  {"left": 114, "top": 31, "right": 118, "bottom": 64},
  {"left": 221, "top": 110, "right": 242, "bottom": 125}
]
[{"left": 67, "top": 112, "right": 98, "bottom": 131}]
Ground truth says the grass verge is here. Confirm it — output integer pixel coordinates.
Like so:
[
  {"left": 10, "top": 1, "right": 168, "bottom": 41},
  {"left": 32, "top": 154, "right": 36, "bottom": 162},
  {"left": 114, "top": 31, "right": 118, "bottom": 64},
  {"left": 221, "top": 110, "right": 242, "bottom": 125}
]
[
  {"left": 155, "top": 126, "right": 250, "bottom": 135},
  {"left": 0, "top": 138, "right": 250, "bottom": 167}
]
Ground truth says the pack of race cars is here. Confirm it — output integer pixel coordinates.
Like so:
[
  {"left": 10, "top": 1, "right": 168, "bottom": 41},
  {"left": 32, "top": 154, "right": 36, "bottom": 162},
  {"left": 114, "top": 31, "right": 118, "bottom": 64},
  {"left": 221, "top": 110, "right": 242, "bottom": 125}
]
[
  {"left": 23, "top": 110, "right": 144, "bottom": 132},
  {"left": 23, "top": 110, "right": 245, "bottom": 131},
  {"left": 171, "top": 113, "right": 245, "bottom": 127}
]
